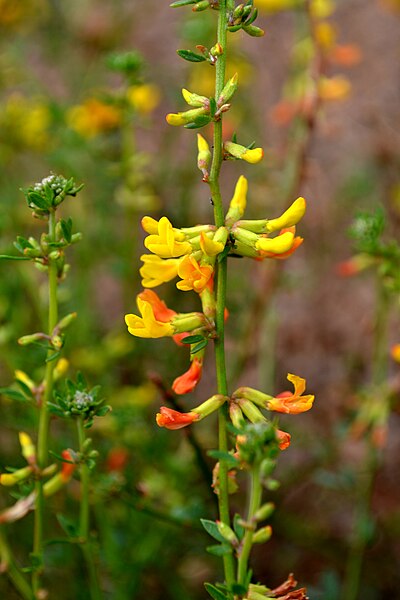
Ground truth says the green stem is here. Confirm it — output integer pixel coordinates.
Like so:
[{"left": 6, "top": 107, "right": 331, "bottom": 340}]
[
  {"left": 208, "top": 0, "right": 235, "bottom": 588},
  {"left": 77, "top": 418, "right": 102, "bottom": 600},
  {"left": 0, "top": 527, "right": 33, "bottom": 600},
  {"left": 237, "top": 468, "right": 262, "bottom": 586},
  {"left": 32, "top": 210, "right": 58, "bottom": 597},
  {"left": 343, "top": 280, "right": 390, "bottom": 600}
]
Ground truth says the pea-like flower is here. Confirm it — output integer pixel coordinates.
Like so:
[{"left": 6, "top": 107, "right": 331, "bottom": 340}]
[
  {"left": 156, "top": 395, "right": 227, "bottom": 430},
  {"left": 177, "top": 254, "right": 214, "bottom": 293},
  {"left": 125, "top": 290, "right": 207, "bottom": 339},
  {"left": 140, "top": 254, "right": 179, "bottom": 288},
  {"left": 142, "top": 216, "right": 192, "bottom": 258},
  {"left": 172, "top": 356, "right": 203, "bottom": 395},
  {"left": 224, "top": 141, "right": 264, "bottom": 164}
]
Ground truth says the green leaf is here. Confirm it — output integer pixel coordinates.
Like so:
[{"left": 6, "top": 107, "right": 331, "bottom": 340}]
[
  {"left": 27, "top": 191, "right": 51, "bottom": 210},
  {"left": 15, "top": 379, "right": 34, "bottom": 398},
  {"left": 190, "top": 339, "right": 208, "bottom": 354},
  {"left": 56, "top": 514, "right": 79, "bottom": 538},
  {"left": 181, "top": 334, "right": 205, "bottom": 345},
  {"left": 233, "top": 513, "right": 245, "bottom": 541},
  {"left": 177, "top": 49, "right": 206, "bottom": 62},
  {"left": 230, "top": 582, "right": 248, "bottom": 595},
  {"left": 0, "top": 255, "right": 30, "bottom": 260},
  {"left": 0, "top": 388, "right": 30, "bottom": 402},
  {"left": 60, "top": 218, "right": 73, "bottom": 243},
  {"left": 46, "top": 351, "right": 61, "bottom": 363},
  {"left": 170, "top": 0, "right": 196, "bottom": 6},
  {"left": 207, "top": 450, "right": 239, "bottom": 469},
  {"left": 206, "top": 543, "right": 233, "bottom": 557},
  {"left": 200, "top": 519, "right": 226, "bottom": 542},
  {"left": 205, "top": 583, "right": 228, "bottom": 600}
]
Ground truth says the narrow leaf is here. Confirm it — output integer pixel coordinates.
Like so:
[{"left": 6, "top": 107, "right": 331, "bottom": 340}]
[
  {"left": 181, "top": 334, "right": 205, "bottom": 345},
  {"left": 206, "top": 543, "right": 233, "bottom": 557},
  {"left": 205, "top": 583, "right": 228, "bottom": 600},
  {"left": 177, "top": 49, "right": 207, "bottom": 62},
  {"left": 200, "top": 519, "right": 226, "bottom": 542},
  {"left": 190, "top": 339, "right": 208, "bottom": 354}
]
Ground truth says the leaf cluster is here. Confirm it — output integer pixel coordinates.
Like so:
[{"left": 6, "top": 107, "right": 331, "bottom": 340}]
[{"left": 50, "top": 373, "right": 110, "bottom": 428}]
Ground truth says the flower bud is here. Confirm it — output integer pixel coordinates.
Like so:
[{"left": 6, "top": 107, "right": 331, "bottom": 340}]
[
  {"left": 0, "top": 466, "right": 33, "bottom": 486},
  {"left": 193, "top": 0, "right": 209, "bottom": 11},
  {"left": 224, "top": 141, "right": 263, "bottom": 164},
  {"left": 218, "top": 73, "right": 238, "bottom": 106},
  {"left": 182, "top": 88, "right": 209, "bottom": 108},
  {"left": 252, "top": 525, "right": 272, "bottom": 544},
  {"left": 18, "top": 332, "right": 47, "bottom": 346},
  {"left": 197, "top": 133, "right": 211, "bottom": 179},
  {"left": 210, "top": 42, "right": 223, "bottom": 57},
  {"left": 254, "top": 502, "right": 275, "bottom": 522},
  {"left": 233, "top": 386, "right": 273, "bottom": 408},
  {"left": 216, "top": 521, "right": 239, "bottom": 546},
  {"left": 19, "top": 432, "right": 36, "bottom": 465},
  {"left": 225, "top": 175, "right": 248, "bottom": 225},
  {"left": 166, "top": 107, "right": 208, "bottom": 126},
  {"left": 56, "top": 312, "right": 77, "bottom": 332}
]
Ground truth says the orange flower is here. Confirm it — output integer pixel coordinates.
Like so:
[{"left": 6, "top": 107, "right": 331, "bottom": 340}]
[
  {"left": 156, "top": 407, "right": 200, "bottom": 430},
  {"left": 60, "top": 450, "right": 76, "bottom": 482},
  {"left": 172, "top": 357, "right": 203, "bottom": 395},
  {"left": 138, "top": 289, "right": 177, "bottom": 322},
  {"left": 177, "top": 255, "right": 213, "bottom": 293},
  {"left": 276, "top": 429, "right": 291, "bottom": 450},
  {"left": 267, "top": 374, "right": 314, "bottom": 414}
]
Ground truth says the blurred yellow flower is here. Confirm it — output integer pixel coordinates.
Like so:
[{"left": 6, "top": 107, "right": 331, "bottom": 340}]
[
  {"left": 2, "top": 94, "right": 50, "bottom": 150},
  {"left": 67, "top": 98, "right": 121, "bottom": 138},
  {"left": 126, "top": 83, "right": 161, "bottom": 115},
  {"left": 255, "top": 0, "right": 297, "bottom": 13},
  {"left": 318, "top": 75, "right": 351, "bottom": 101}
]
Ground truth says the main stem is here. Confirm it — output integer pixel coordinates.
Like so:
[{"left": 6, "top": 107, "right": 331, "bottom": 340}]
[
  {"left": 77, "top": 418, "right": 102, "bottom": 600},
  {"left": 237, "top": 468, "right": 262, "bottom": 586},
  {"left": 0, "top": 528, "right": 32, "bottom": 600},
  {"left": 33, "top": 210, "right": 58, "bottom": 597},
  {"left": 208, "top": 0, "right": 235, "bottom": 587}
]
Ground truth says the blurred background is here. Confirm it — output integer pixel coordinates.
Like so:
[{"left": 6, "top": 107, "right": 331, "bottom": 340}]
[{"left": 1, "top": 0, "right": 400, "bottom": 598}]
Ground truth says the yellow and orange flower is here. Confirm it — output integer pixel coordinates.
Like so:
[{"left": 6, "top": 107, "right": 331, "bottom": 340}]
[
  {"left": 267, "top": 374, "right": 314, "bottom": 414},
  {"left": 125, "top": 294, "right": 175, "bottom": 339},
  {"left": 156, "top": 407, "right": 200, "bottom": 430},
  {"left": 177, "top": 255, "right": 213, "bottom": 293}
]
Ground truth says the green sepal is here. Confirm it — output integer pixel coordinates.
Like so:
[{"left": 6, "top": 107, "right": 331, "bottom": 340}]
[
  {"left": 177, "top": 49, "right": 207, "bottom": 62},
  {"left": 245, "top": 7, "right": 258, "bottom": 25},
  {"left": 227, "top": 24, "right": 242, "bottom": 32},
  {"left": 185, "top": 115, "right": 212, "bottom": 129}
]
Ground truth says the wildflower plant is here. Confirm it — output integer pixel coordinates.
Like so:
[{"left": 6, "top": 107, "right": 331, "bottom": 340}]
[
  {"left": 0, "top": 174, "right": 108, "bottom": 599},
  {"left": 125, "top": 1, "right": 314, "bottom": 597}
]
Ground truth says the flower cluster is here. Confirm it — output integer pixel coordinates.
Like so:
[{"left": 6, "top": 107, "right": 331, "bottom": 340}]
[
  {"left": 125, "top": 156, "right": 311, "bottom": 429},
  {"left": 50, "top": 373, "right": 110, "bottom": 428}
]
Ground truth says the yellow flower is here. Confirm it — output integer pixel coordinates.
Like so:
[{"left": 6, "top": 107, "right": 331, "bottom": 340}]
[
  {"left": 265, "top": 197, "right": 306, "bottom": 233},
  {"left": 3, "top": 94, "right": 50, "bottom": 150},
  {"left": 318, "top": 76, "right": 351, "bottom": 101},
  {"left": 310, "top": 0, "right": 335, "bottom": 19},
  {"left": 140, "top": 254, "right": 179, "bottom": 288},
  {"left": 177, "top": 255, "right": 213, "bottom": 293},
  {"left": 226, "top": 175, "right": 248, "bottom": 225},
  {"left": 224, "top": 141, "right": 264, "bottom": 164},
  {"left": 255, "top": 0, "right": 297, "bottom": 12},
  {"left": 67, "top": 98, "right": 121, "bottom": 138},
  {"left": 126, "top": 84, "right": 161, "bottom": 114},
  {"left": 166, "top": 107, "right": 207, "bottom": 127},
  {"left": 143, "top": 216, "right": 192, "bottom": 258},
  {"left": 199, "top": 232, "right": 225, "bottom": 257},
  {"left": 125, "top": 296, "right": 175, "bottom": 339},
  {"left": 255, "top": 230, "right": 295, "bottom": 255}
]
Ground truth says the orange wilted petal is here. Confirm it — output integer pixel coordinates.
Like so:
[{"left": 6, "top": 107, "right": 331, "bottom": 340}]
[
  {"left": 61, "top": 450, "right": 76, "bottom": 482},
  {"left": 156, "top": 407, "right": 200, "bottom": 430},
  {"left": 172, "top": 357, "right": 203, "bottom": 395},
  {"left": 267, "top": 374, "right": 314, "bottom": 414},
  {"left": 276, "top": 429, "right": 291, "bottom": 450}
]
